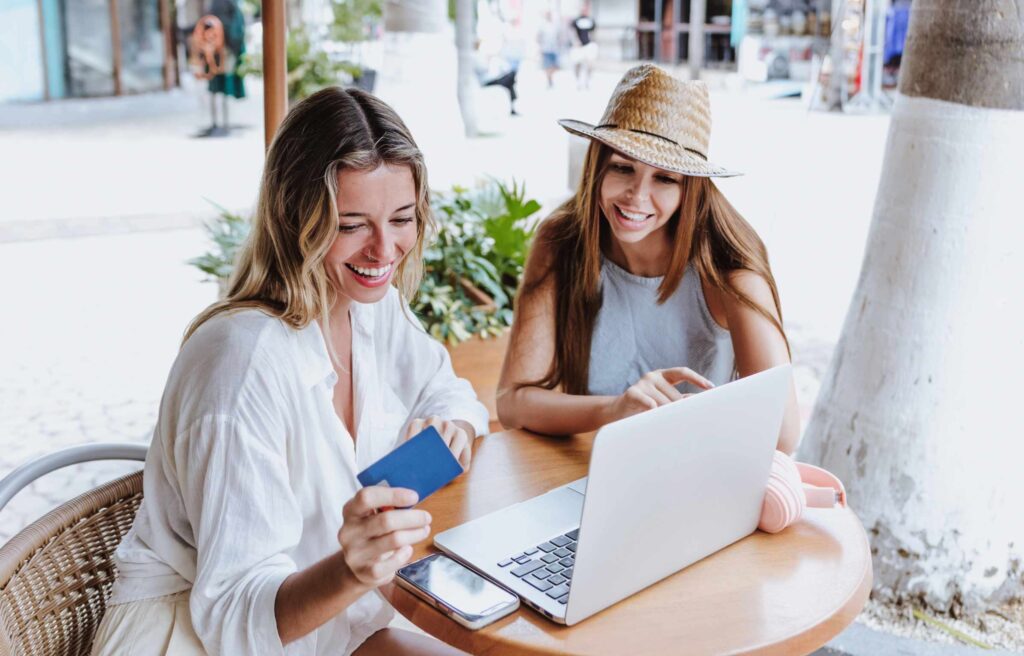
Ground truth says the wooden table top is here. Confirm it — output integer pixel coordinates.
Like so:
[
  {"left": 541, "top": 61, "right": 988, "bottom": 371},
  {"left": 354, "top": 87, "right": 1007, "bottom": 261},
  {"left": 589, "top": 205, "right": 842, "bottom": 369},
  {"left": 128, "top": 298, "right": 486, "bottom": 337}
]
[{"left": 383, "top": 429, "right": 872, "bottom": 656}]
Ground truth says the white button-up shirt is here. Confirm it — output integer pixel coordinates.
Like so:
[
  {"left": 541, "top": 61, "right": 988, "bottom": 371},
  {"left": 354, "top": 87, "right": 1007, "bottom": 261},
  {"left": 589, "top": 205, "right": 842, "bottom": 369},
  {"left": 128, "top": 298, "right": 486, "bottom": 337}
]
[{"left": 109, "top": 287, "right": 490, "bottom": 655}]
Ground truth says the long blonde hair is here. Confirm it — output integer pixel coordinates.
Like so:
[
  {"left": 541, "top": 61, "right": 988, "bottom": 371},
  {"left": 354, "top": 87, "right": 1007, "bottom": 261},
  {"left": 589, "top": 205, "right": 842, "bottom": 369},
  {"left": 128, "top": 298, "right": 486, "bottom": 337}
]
[
  {"left": 184, "top": 86, "right": 433, "bottom": 343},
  {"left": 521, "top": 142, "right": 789, "bottom": 395}
]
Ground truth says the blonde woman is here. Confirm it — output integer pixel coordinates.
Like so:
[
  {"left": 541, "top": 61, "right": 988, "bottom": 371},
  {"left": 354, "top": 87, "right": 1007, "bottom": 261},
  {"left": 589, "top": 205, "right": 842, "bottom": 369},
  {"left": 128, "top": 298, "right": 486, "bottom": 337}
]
[
  {"left": 497, "top": 65, "right": 800, "bottom": 453},
  {"left": 92, "top": 88, "right": 486, "bottom": 655}
]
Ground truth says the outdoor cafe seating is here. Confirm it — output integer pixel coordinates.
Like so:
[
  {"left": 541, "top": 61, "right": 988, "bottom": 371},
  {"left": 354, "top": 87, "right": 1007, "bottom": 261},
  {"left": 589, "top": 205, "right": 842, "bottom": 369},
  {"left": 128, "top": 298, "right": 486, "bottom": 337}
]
[{"left": 0, "top": 444, "right": 146, "bottom": 655}]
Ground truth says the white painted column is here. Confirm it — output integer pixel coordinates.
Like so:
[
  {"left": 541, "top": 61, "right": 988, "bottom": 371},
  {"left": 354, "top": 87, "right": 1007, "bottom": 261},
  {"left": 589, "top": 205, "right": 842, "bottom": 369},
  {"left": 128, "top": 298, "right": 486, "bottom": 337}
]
[
  {"left": 798, "top": 94, "right": 1024, "bottom": 610},
  {"left": 687, "top": 0, "right": 705, "bottom": 79}
]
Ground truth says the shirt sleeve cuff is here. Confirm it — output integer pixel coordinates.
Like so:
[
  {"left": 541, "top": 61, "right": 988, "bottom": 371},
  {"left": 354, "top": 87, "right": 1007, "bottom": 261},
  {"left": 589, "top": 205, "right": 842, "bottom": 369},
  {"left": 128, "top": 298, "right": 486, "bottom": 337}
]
[
  {"left": 251, "top": 566, "right": 304, "bottom": 655},
  {"left": 453, "top": 401, "right": 490, "bottom": 438}
]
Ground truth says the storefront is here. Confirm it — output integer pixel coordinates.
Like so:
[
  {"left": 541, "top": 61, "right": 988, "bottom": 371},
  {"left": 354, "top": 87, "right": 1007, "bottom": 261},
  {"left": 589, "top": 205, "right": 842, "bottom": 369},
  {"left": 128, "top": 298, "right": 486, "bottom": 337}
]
[
  {"left": 0, "top": 0, "right": 175, "bottom": 102},
  {"left": 634, "top": 0, "right": 737, "bottom": 67},
  {"left": 628, "top": 0, "right": 910, "bottom": 95},
  {"left": 735, "top": 0, "right": 910, "bottom": 108},
  {"left": 734, "top": 0, "right": 830, "bottom": 83}
]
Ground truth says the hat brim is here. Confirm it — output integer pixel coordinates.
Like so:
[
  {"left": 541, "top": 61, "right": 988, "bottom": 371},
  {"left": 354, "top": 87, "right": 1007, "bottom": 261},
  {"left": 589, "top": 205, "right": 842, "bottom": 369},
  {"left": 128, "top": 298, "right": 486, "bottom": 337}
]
[{"left": 558, "top": 119, "right": 741, "bottom": 178}]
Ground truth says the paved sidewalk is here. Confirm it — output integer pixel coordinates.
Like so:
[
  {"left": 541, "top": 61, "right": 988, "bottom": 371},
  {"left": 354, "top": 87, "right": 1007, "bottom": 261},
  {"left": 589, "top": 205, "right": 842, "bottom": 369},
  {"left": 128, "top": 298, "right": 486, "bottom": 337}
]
[
  {"left": 0, "top": 228, "right": 215, "bottom": 539},
  {"left": 817, "top": 622, "right": 1020, "bottom": 656}
]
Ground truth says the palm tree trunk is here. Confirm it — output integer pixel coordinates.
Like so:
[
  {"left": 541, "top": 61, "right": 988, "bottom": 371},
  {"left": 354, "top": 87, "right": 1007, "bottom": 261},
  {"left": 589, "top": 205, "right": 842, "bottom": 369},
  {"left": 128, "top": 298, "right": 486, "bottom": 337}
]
[
  {"left": 899, "top": 0, "right": 1023, "bottom": 109},
  {"left": 798, "top": 0, "right": 1023, "bottom": 615}
]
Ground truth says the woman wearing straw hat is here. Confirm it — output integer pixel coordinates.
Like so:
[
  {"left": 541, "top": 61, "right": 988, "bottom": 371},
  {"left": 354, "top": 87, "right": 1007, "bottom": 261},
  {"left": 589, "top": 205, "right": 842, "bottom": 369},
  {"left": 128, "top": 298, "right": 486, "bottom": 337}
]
[
  {"left": 496, "top": 64, "right": 800, "bottom": 453},
  {"left": 91, "top": 87, "right": 484, "bottom": 655}
]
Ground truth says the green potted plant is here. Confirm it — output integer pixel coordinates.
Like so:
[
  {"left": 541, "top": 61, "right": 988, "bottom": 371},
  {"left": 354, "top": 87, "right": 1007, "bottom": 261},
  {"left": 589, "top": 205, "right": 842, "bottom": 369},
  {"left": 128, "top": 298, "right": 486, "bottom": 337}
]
[
  {"left": 414, "top": 179, "right": 539, "bottom": 344},
  {"left": 188, "top": 202, "right": 251, "bottom": 297},
  {"left": 240, "top": 26, "right": 364, "bottom": 102}
]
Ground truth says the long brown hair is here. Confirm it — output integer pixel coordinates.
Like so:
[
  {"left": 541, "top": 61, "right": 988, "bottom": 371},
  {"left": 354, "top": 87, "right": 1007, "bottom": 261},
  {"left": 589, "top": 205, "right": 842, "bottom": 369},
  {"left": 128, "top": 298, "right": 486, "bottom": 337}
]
[
  {"left": 183, "top": 86, "right": 433, "bottom": 344},
  {"left": 521, "top": 142, "right": 789, "bottom": 395}
]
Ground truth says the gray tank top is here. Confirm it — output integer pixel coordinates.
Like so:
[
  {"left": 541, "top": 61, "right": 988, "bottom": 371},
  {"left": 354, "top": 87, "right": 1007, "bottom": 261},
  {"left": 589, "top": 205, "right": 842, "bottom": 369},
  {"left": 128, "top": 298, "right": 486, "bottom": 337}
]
[{"left": 587, "top": 258, "right": 735, "bottom": 396}]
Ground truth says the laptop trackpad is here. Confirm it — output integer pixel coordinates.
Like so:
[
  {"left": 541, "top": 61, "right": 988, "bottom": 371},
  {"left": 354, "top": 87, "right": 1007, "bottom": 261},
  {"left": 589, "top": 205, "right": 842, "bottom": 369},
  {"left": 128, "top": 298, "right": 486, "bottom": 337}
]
[{"left": 435, "top": 486, "right": 584, "bottom": 559}]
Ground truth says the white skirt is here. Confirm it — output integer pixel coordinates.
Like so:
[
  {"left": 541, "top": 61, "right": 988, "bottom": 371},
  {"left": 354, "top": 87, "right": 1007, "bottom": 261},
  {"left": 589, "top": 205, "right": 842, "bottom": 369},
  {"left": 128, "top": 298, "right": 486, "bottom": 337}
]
[{"left": 91, "top": 591, "right": 206, "bottom": 656}]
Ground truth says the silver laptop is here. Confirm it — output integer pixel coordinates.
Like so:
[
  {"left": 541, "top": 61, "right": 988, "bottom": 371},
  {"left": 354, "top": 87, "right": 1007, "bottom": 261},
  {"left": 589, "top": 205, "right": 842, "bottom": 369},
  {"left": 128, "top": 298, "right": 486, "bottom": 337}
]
[{"left": 434, "top": 364, "right": 791, "bottom": 625}]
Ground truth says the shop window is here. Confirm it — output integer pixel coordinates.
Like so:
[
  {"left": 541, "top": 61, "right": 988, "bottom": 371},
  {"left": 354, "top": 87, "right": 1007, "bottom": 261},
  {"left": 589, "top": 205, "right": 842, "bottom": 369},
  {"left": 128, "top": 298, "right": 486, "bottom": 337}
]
[
  {"left": 117, "top": 0, "right": 164, "bottom": 93},
  {"left": 63, "top": 0, "right": 116, "bottom": 97}
]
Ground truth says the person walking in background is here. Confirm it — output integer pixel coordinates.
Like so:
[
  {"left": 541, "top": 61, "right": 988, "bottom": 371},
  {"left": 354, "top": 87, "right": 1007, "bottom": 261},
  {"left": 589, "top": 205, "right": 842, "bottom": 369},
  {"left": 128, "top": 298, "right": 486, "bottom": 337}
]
[
  {"left": 537, "top": 10, "right": 562, "bottom": 89},
  {"left": 569, "top": 1, "right": 597, "bottom": 90},
  {"left": 477, "top": 46, "right": 521, "bottom": 116},
  {"left": 476, "top": 4, "right": 521, "bottom": 116}
]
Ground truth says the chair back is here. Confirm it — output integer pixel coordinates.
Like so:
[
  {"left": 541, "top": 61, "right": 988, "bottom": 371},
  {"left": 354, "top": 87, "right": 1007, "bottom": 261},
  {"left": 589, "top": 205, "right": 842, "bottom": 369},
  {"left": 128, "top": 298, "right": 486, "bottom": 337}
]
[{"left": 0, "top": 471, "right": 143, "bottom": 656}]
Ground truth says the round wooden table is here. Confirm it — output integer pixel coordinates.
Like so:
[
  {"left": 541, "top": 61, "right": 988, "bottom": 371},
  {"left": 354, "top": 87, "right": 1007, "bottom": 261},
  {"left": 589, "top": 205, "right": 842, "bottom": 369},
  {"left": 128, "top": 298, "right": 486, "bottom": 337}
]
[{"left": 384, "top": 430, "right": 872, "bottom": 656}]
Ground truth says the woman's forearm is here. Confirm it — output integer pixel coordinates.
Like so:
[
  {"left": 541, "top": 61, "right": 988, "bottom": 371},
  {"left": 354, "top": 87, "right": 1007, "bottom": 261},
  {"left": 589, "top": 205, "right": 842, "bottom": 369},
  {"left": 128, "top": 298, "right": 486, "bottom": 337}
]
[
  {"left": 275, "top": 551, "right": 371, "bottom": 645},
  {"left": 498, "top": 386, "right": 617, "bottom": 435}
]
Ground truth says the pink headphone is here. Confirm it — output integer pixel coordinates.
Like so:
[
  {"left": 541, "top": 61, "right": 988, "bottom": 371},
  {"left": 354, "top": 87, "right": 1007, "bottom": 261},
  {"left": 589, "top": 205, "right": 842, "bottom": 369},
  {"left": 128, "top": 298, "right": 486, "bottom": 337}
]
[{"left": 758, "top": 451, "right": 846, "bottom": 534}]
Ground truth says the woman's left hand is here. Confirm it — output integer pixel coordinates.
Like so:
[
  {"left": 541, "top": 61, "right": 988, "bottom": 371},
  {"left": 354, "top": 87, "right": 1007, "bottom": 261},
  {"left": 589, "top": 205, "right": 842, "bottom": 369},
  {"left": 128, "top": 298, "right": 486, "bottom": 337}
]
[{"left": 404, "top": 416, "right": 473, "bottom": 472}]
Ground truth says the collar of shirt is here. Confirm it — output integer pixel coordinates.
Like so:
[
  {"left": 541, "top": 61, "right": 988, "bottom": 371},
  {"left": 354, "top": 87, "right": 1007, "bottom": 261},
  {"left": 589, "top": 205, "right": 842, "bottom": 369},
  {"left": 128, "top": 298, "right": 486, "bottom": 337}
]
[{"left": 296, "top": 304, "right": 376, "bottom": 390}]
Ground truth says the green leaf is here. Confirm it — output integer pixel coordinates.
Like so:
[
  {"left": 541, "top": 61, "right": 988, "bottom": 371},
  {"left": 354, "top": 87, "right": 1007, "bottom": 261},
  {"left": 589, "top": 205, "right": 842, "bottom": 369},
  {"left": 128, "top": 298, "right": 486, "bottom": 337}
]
[{"left": 187, "top": 200, "right": 252, "bottom": 284}]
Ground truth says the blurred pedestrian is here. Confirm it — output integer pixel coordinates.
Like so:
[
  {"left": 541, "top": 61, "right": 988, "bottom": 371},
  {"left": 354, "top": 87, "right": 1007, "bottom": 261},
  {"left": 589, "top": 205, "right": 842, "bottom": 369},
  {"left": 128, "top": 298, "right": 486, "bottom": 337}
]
[
  {"left": 481, "top": 57, "right": 521, "bottom": 116},
  {"left": 538, "top": 11, "right": 561, "bottom": 88},
  {"left": 208, "top": 0, "right": 246, "bottom": 101},
  {"left": 569, "top": 1, "right": 597, "bottom": 90},
  {"left": 475, "top": 8, "right": 521, "bottom": 116}
]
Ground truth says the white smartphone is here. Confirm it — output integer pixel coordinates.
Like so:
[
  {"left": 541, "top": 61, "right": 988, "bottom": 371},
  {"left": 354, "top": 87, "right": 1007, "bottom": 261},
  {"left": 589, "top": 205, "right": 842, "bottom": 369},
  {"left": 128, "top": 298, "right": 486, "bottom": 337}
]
[{"left": 396, "top": 553, "right": 520, "bottom": 629}]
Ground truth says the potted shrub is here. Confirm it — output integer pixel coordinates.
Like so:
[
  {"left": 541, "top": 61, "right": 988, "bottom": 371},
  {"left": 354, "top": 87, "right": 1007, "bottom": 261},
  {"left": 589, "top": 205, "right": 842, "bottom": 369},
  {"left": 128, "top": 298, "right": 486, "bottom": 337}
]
[
  {"left": 188, "top": 202, "right": 250, "bottom": 298},
  {"left": 189, "top": 180, "right": 541, "bottom": 427}
]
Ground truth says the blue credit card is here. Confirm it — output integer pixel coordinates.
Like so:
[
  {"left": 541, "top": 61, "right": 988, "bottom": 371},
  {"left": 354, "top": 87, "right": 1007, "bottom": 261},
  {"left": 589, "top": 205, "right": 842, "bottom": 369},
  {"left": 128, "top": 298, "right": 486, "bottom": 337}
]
[{"left": 356, "top": 426, "right": 464, "bottom": 504}]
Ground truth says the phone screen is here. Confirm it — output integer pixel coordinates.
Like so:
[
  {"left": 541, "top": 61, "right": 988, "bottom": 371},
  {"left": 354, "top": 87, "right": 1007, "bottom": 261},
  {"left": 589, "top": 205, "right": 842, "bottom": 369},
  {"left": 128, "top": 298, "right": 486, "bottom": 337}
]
[{"left": 400, "top": 554, "right": 516, "bottom": 616}]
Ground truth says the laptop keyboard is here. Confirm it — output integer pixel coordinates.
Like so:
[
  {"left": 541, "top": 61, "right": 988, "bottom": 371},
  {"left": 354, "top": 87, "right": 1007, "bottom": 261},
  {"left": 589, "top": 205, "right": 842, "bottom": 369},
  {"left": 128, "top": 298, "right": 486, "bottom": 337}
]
[{"left": 497, "top": 528, "right": 579, "bottom": 604}]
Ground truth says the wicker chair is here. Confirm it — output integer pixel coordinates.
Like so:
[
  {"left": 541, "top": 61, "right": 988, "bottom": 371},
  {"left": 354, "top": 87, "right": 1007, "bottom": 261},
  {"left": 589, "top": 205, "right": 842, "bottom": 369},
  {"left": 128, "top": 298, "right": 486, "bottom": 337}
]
[{"left": 0, "top": 444, "right": 147, "bottom": 656}]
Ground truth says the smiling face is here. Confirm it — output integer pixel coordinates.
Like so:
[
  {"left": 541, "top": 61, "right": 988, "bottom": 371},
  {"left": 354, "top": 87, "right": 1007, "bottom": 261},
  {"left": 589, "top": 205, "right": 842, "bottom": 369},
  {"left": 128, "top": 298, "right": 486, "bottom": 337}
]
[
  {"left": 598, "top": 151, "right": 684, "bottom": 246},
  {"left": 325, "top": 163, "right": 419, "bottom": 306}
]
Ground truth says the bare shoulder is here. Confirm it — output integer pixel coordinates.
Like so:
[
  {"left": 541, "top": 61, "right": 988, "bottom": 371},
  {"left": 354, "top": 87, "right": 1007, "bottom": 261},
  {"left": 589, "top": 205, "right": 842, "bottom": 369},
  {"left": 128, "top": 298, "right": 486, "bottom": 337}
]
[
  {"left": 723, "top": 269, "right": 781, "bottom": 321},
  {"left": 726, "top": 269, "right": 774, "bottom": 299},
  {"left": 521, "top": 220, "right": 559, "bottom": 288}
]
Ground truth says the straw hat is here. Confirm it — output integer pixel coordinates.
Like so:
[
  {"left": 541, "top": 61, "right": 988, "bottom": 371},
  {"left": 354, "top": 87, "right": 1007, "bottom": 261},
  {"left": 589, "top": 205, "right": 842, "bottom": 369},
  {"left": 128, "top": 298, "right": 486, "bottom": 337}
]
[{"left": 558, "top": 64, "right": 739, "bottom": 178}]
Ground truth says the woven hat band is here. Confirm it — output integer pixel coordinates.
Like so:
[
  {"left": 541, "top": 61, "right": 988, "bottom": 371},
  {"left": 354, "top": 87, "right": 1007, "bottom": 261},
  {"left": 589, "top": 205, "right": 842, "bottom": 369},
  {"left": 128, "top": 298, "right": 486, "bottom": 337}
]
[{"left": 593, "top": 124, "right": 708, "bottom": 161}]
